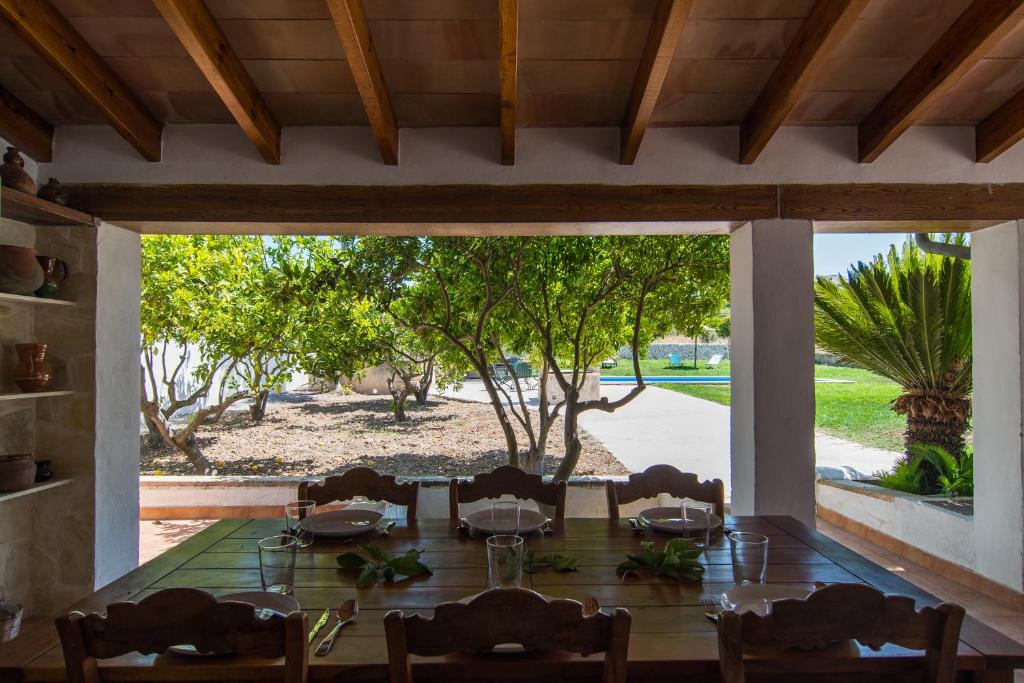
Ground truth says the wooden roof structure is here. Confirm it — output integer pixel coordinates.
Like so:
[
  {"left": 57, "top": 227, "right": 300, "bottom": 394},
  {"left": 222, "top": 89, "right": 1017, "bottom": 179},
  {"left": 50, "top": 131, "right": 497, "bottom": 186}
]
[{"left": 4, "top": 0, "right": 1024, "bottom": 166}]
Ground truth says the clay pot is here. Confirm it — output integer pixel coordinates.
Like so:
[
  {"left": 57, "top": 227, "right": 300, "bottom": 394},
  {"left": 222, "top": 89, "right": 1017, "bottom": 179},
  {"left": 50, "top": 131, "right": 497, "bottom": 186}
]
[
  {"left": 0, "top": 246, "right": 45, "bottom": 295},
  {"left": 34, "top": 460, "right": 52, "bottom": 483},
  {"left": 37, "top": 178, "right": 68, "bottom": 206},
  {"left": 14, "top": 343, "right": 53, "bottom": 393},
  {"left": 0, "top": 455, "right": 36, "bottom": 493},
  {"left": 34, "top": 256, "right": 68, "bottom": 298},
  {"left": 0, "top": 148, "right": 35, "bottom": 195}
]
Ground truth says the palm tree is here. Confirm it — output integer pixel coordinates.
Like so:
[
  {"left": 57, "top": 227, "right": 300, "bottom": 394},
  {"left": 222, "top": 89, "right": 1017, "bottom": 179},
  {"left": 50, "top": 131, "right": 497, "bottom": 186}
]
[{"left": 814, "top": 237, "right": 971, "bottom": 457}]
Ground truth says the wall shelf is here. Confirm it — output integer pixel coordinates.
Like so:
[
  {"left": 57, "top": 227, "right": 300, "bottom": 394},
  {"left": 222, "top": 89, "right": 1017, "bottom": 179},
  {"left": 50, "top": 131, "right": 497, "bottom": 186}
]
[
  {"left": 0, "top": 390, "right": 74, "bottom": 402},
  {"left": 1, "top": 187, "right": 99, "bottom": 227},
  {"left": 0, "top": 478, "right": 72, "bottom": 504},
  {"left": 0, "top": 291, "right": 78, "bottom": 307}
]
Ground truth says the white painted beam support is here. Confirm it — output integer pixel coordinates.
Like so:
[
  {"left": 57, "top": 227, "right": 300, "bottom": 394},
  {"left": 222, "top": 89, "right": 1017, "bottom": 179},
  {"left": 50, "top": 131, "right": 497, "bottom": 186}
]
[
  {"left": 972, "top": 221, "right": 1024, "bottom": 592},
  {"left": 729, "top": 219, "right": 816, "bottom": 526}
]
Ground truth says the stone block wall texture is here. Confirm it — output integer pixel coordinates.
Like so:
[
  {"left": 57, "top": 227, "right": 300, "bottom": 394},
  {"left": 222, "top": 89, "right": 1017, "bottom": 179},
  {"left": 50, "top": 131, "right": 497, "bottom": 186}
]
[{"left": 618, "top": 342, "right": 730, "bottom": 362}]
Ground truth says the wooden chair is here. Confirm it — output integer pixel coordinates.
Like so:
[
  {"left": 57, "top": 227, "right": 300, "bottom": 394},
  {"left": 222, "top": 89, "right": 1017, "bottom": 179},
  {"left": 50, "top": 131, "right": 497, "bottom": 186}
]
[
  {"left": 448, "top": 464, "right": 567, "bottom": 530},
  {"left": 55, "top": 587, "right": 308, "bottom": 683},
  {"left": 716, "top": 583, "right": 965, "bottom": 683},
  {"left": 384, "top": 588, "right": 631, "bottom": 683},
  {"left": 299, "top": 466, "right": 419, "bottom": 521},
  {"left": 606, "top": 464, "right": 725, "bottom": 520}
]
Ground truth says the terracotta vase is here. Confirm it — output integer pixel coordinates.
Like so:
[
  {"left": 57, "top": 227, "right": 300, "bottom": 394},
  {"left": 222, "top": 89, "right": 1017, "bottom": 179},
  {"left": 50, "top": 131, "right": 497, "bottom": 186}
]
[
  {"left": 0, "top": 454, "right": 35, "bottom": 493},
  {"left": 37, "top": 178, "right": 68, "bottom": 206},
  {"left": 14, "top": 343, "right": 53, "bottom": 393},
  {"left": 0, "top": 246, "right": 45, "bottom": 295},
  {"left": 34, "top": 256, "right": 68, "bottom": 298},
  {"left": 0, "top": 148, "right": 35, "bottom": 195}
]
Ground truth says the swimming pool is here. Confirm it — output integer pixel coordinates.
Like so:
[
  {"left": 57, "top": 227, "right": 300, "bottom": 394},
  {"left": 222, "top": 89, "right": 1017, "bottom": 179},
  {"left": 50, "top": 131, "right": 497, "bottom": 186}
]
[{"left": 600, "top": 375, "right": 730, "bottom": 384}]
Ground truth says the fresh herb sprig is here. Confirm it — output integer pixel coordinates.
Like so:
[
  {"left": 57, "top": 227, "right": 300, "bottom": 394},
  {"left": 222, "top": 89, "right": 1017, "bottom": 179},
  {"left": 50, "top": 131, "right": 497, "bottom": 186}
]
[
  {"left": 523, "top": 551, "right": 578, "bottom": 574},
  {"left": 336, "top": 544, "right": 432, "bottom": 588},
  {"left": 616, "top": 538, "right": 705, "bottom": 582}
]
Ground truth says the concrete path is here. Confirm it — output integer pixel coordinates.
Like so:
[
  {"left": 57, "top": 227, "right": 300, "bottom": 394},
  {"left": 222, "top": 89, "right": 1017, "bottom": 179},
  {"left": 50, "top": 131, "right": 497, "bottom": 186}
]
[{"left": 440, "top": 381, "right": 902, "bottom": 492}]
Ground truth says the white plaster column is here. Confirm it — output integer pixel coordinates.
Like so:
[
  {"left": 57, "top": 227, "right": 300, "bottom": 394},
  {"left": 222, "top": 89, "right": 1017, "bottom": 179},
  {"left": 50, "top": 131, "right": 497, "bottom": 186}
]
[
  {"left": 729, "top": 220, "right": 816, "bottom": 526},
  {"left": 93, "top": 222, "right": 141, "bottom": 587},
  {"left": 972, "top": 221, "right": 1024, "bottom": 592}
]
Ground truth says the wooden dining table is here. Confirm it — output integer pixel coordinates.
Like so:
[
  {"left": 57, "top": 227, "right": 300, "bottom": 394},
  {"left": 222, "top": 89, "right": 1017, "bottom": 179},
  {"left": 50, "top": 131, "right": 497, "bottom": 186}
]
[{"left": 2, "top": 515, "right": 1023, "bottom": 682}]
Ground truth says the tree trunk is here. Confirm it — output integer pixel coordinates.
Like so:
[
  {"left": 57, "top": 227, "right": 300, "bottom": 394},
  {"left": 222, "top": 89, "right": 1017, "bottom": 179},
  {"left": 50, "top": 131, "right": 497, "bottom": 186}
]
[
  {"left": 553, "top": 399, "right": 582, "bottom": 482},
  {"left": 142, "top": 414, "right": 166, "bottom": 448},
  {"left": 174, "top": 433, "right": 212, "bottom": 474},
  {"left": 694, "top": 338, "right": 699, "bottom": 369},
  {"left": 520, "top": 447, "right": 545, "bottom": 476},
  {"left": 895, "top": 392, "right": 971, "bottom": 491},
  {"left": 478, "top": 369, "right": 520, "bottom": 467},
  {"left": 249, "top": 390, "right": 269, "bottom": 422},
  {"left": 416, "top": 358, "right": 434, "bottom": 405},
  {"left": 393, "top": 391, "right": 409, "bottom": 421}
]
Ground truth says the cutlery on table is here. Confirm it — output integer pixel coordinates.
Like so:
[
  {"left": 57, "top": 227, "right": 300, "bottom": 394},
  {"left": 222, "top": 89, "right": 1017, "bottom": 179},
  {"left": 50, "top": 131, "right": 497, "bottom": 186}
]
[
  {"left": 377, "top": 520, "right": 397, "bottom": 537},
  {"left": 582, "top": 595, "right": 601, "bottom": 618},
  {"left": 307, "top": 608, "right": 331, "bottom": 644},
  {"left": 315, "top": 599, "right": 359, "bottom": 657},
  {"left": 701, "top": 597, "right": 720, "bottom": 623}
]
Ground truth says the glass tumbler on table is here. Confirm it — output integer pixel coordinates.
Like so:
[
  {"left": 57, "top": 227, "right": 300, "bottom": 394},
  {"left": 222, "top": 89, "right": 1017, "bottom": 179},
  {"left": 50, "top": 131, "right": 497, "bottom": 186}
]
[
  {"left": 681, "top": 500, "right": 714, "bottom": 554},
  {"left": 486, "top": 534, "right": 525, "bottom": 588},
  {"left": 729, "top": 531, "right": 769, "bottom": 584},
  {"left": 491, "top": 501, "right": 521, "bottom": 535},
  {"left": 258, "top": 535, "right": 297, "bottom": 595},
  {"left": 284, "top": 500, "right": 316, "bottom": 548}
]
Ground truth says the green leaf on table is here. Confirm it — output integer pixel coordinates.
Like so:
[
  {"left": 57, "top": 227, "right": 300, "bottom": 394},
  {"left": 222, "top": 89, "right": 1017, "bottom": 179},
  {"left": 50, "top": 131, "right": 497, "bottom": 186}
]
[
  {"left": 536, "top": 553, "right": 578, "bottom": 572},
  {"left": 337, "top": 546, "right": 432, "bottom": 587},
  {"left": 389, "top": 549, "right": 433, "bottom": 578},
  {"left": 363, "top": 543, "right": 391, "bottom": 563},
  {"left": 336, "top": 552, "right": 367, "bottom": 571},
  {"left": 616, "top": 537, "right": 705, "bottom": 583},
  {"left": 355, "top": 564, "right": 379, "bottom": 589}
]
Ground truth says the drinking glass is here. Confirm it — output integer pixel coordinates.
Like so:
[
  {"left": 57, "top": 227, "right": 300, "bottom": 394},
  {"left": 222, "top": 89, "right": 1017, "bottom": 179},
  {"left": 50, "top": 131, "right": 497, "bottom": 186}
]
[
  {"left": 284, "top": 500, "right": 316, "bottom": 548},
  {"left": 681, "top": 500, "right": 714, "bottom": 553},
  {"left": 729, "top": 531, "right": 769, "bottom": 584},
  {"left": 486, "top": 534, "right": 525, "bottom": 588},
  {"left": 491, "top": 501, "right": 521, "bottom": 535},
  {"left": 258, "top": 535, "right": 297, "bottom": 594}
]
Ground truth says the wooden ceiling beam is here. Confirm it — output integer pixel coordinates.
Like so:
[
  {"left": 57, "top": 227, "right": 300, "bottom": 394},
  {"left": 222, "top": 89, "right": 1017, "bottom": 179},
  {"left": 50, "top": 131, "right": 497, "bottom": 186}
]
[
  {"left": 739, "top": 0, "right": 869, "bottom": 164},
  {"left": 620, "top": 0, "right": 693, "bottom": 165},
  {"left": 153, "top": 0, "right": 280, "bottom": 164},
  {"left": 857, "top": 0, "right": 1024, "bottom": 163},
  {"left": 976, "top": 89, "right": 1024, "bottom": 162},
  {"left": 326, "top": 0, "right": 398, "bottom": 165},
  {"left": 498, "top": 0, "right": 517, "bottom": 166},
  {"left": 0, "top": 0, "right": 163, "bottom": 161},
  {"left": 0, "top": 85, "right": 52, "bottom": 162}
]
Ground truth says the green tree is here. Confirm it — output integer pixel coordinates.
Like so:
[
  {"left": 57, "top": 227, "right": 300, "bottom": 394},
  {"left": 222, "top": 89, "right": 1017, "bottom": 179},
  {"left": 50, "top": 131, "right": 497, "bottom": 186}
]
[{"left": 814, "top": 237, "right": 972, "bottom": 457}]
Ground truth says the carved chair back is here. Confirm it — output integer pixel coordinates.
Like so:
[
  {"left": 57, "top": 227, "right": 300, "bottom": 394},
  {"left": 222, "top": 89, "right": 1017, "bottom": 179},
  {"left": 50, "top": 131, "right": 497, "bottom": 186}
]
[
  {"left": 55, "top": 587, "right": 308, "bottom": 683},
  {"left": 448, "top": 465, "right": 567, "bottom": 530},
  {"left": 384, "top": 588, "right": 631, "bottom": 683},
  {"left": 716, "top": 583, "right": 965, "bottom": 683},
  {"left": 606, "top": 464, "right": 725, "bottom": 520},
  {"left": 299, "top": 467, "right": 419, "bottom": 521}
]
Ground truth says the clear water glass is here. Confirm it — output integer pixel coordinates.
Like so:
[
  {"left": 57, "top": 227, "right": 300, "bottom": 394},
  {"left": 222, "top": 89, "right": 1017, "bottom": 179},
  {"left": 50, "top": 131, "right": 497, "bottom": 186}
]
[
  {"left": 729, "top": 531, "right": 769, "bottom": 584},
  {"left": 258, "top": 535, "right": 297, "bottom": 594},
  {"left": 284, "top": 500, "right": 316, "bottom": 548},
  {"left": 491, "top": 501, "right": 521, "bottom": 535},
  {"left": 681, "top": 500, "right": 714, "bottom": 553},
  {"left": 486, "top": 534, "right": 525, "bottom": 588}
]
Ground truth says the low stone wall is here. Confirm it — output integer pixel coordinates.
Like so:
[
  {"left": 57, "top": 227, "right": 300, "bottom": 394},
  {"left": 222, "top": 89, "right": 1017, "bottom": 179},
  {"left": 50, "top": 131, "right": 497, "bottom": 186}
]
[{"left": 617, "top": 343, "right": 729, "bottom": 362}]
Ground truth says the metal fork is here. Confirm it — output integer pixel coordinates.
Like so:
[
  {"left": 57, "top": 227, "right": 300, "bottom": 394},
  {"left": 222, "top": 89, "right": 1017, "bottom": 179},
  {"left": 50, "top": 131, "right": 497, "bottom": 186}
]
[{"left": 701, "top": 597, "right": 720, "bottom": 623}]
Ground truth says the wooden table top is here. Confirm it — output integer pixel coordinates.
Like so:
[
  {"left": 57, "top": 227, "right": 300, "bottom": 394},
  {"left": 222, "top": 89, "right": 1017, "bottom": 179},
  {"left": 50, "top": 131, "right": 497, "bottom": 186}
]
[{"left": 3, "top": 515, "right": 1023, "bottom": 682}]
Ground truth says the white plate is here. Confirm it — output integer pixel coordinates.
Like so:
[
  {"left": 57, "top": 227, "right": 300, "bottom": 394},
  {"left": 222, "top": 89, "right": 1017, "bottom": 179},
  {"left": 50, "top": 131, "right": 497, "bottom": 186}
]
[
  {"left": 720, "top": 584, "right": 814, "bottom": 614},
  {"left": 299, "top": 509, "right": 383, "bottom": 538},
  {"left": 638, "top": 507, "right": 723, "bottom": 535},
  {"left": 465, "top": 508, "right": 548, "bottom": 535},
  {"left": 167, "top": 592, "right": 300, "bottom": 656}
]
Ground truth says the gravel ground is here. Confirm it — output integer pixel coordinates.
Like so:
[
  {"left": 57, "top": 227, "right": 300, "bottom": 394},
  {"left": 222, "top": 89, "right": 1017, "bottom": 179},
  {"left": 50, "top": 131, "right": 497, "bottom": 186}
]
[{"left": 141, "top": 391, "right": 627, "bottom": 477}]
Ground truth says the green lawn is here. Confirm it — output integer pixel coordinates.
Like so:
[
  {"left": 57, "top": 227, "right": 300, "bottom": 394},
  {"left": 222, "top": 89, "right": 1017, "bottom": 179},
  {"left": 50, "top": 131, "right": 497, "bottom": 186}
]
[{"left": 601, "top": 358, "right": 905, "bottom": 452}]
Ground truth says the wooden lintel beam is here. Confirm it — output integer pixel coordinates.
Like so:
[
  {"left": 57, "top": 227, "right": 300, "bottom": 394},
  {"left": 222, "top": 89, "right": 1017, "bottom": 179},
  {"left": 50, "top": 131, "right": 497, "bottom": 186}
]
[
  {"left": 326, "top": 0, "right": 399, "bottom": 165},
  {"left": 620, "top": 0, "right": 693, "bottom": 165},
  {"left": 153, "top": 0, "right": 280, "bottom": 164},
  {"left": 0, "top": 0, "right": 162, "bottom": 161},
  {"left": 0, "top": 85, "right": 52, "bottom": 162},
  {"left": 858, "top": 0, "right": 1024, "bottom": 163},
  {"left": 976, "top": 89, "right": 1024, "bottom": 163},
  {"left": 739, "top": 0, "right": 869, "bottom": 164},
  {"left": 498, "top": 0, "right": 517, "bottom": 166}
]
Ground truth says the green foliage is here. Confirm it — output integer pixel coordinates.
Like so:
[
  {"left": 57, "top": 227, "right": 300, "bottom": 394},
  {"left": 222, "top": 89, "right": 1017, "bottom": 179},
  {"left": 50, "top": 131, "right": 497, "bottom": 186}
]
[
  {"left": 616, "top": 538, "right": 705, "bottom": 582},
  {"left": 909, "top": 443, "right": 974, "bottom": 497},
  {"left": 336, "top": 544, "right": 432, "bottom": 588},
  {"left": 874, "top": 457, "right": 925, "bottom": 494},
  {"left": 523, "top": 552, "right": 578, "bottom": 573}
]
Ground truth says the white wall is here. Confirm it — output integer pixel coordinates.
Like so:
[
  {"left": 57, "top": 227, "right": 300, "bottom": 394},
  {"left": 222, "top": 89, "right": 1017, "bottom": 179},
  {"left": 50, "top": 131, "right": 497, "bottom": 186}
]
[
  {"left": 94, "top": 223, "right": 141, "bottom": 587},
  {"left": 36, "top": 125, "right": 1024, "bottom": 187},
  {"left": 972, "top": 221, "right": 1024, "bottom": 592}
]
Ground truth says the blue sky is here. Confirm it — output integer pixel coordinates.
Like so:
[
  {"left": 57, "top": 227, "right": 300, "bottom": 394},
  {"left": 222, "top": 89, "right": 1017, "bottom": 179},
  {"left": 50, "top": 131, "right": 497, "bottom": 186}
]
[{"left": 813, "top": 233, "right": 909, "bottom": 277}]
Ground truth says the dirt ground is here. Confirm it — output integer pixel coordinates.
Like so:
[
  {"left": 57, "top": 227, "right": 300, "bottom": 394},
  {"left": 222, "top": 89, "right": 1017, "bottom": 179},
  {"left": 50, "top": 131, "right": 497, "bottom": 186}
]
[{"left": 141, "top": 392, "right": 627, "bottom": 478}]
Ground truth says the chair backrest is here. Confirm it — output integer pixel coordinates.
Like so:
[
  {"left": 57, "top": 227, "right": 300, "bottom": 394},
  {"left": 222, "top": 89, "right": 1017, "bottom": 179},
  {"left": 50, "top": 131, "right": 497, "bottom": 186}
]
[
  {"left": 716, "top": 583, "right": 965, "bottom": 683},
  {"left": 384, "top": 588, "right": 630, "bottom": 683},
  {"left": 707, "top": 354, "right": 724, "bottom": 367},
  {"left": 605, "top": 464, "right": 725, "bottom": 520},
  {"left": 55, "top": 587, "right": 308, "bottom": 683},
  {"left": 448, "top": 465, "right": 567, "bottom": 530},
  {"left": 299, "top": 467, "right": 419, "bottom": 521}
]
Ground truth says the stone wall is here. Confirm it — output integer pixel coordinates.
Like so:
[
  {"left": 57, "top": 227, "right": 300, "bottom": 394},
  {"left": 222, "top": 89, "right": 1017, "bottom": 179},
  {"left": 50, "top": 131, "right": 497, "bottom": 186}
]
[{"left": 617, "top": 342, "right": 729, "bottom": 362}]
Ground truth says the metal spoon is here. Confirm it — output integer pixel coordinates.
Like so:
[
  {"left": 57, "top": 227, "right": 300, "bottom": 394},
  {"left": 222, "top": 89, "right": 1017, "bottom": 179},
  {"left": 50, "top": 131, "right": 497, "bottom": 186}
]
[{"left": 314, "top": 599, "right": 358, "bottom": 657}]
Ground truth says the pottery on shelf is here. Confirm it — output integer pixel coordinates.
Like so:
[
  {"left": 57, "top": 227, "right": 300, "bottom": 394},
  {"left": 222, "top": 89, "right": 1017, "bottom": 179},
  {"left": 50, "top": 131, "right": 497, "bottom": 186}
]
[
  {"left": 0, "top": 246, "right": 45, "bottom": 295},
  {"left": 0, "top": 455, "right": 35, "bottom": 493},
  {"left": 0, "top": 148, "right": 35, "bottom": 195},
  {"left": 14, "top": 343, "right": 53, "bottom": 393},
  {"left": 37, "top": 178, "right": 68, "bottom": 206},
  {"left": 34, "top": 459, "right": 53, "bottom": 483},
  {"left": 34, "top": 256, "right": 68, "bottom": 298}
]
